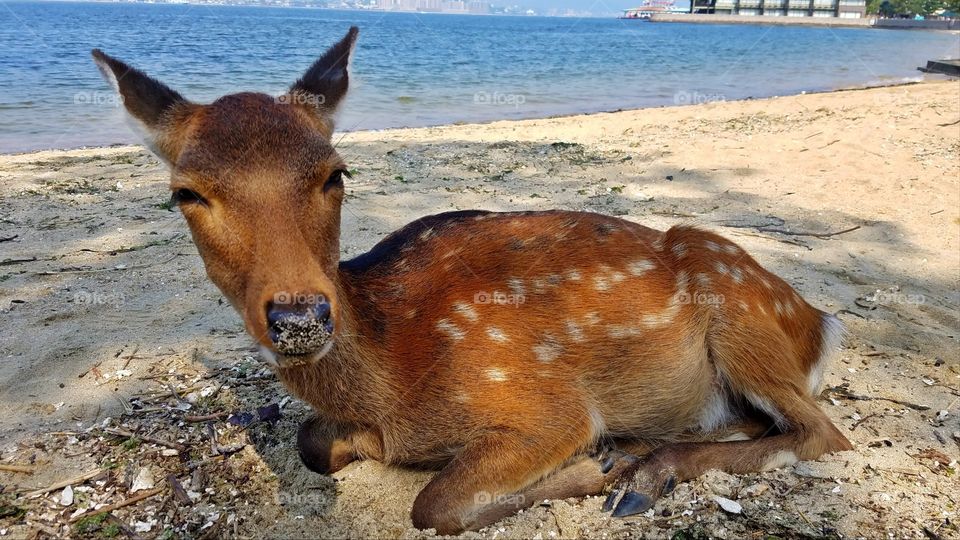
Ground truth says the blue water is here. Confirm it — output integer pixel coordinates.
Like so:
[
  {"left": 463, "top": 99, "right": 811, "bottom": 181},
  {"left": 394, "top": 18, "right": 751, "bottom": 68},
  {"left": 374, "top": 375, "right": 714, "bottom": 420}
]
[{"left": 0, "top": 1, "right": 957, "bottom": 153}]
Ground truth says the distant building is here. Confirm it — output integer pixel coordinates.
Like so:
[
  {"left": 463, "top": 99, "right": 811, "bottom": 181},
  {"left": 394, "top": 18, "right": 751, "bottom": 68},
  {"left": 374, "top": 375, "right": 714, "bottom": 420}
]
[{"left": 690, "top": 0, "right": 865, "bottom": 18}]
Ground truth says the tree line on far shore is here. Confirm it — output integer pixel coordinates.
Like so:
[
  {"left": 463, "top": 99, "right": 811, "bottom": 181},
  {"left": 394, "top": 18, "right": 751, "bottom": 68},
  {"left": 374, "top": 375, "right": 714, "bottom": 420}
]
[{"left": 867, "top": 0, "right": 959, "bottom": 16}]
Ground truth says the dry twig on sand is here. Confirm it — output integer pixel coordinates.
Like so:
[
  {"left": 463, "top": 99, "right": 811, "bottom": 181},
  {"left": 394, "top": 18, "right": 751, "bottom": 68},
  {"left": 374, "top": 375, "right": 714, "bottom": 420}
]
[
  {"left": 68, "top": 486, "right": 165, "bottom": 523},
  {"left": 24, "top": 468, "right": 106, "bottom": 498}
]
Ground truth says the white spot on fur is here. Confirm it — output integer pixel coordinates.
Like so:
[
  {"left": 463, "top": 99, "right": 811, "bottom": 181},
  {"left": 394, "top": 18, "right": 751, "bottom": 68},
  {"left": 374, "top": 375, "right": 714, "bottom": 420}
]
[
  {"left": 454, "top": 391, "right": 471, "bottom": 403},
  {"left": 452, "top": 302, "right": 478, "bottom": 322},
  {"left": 737, "top": 299, "right": 749, "bottom": 312},
  {"left": 419, "top": 228, "right": 435, "bottom": 241},
  {"left": 671, "top": 242, "right": 688, "bottom": 258},
  {"left": 704, "top": 240, "right": 720, "bottom": 252},
  {"left": 714, "top": 261, "right": 729, "bottom": 276},
  {"left": 761, "top": 277, "right": 773, "bottom": 289},
  {"left": 652, "top": 238, "right": 664, "bottom": 251},
  {"left": 566, "top": 320, "right": 585, "bottom": 342},
  {"left": 730, "top": 267, "right": 744, "bottom": 284},
  {"left": 607, "top": 324, "right": 642, "bottom": 339},
  {"left": 627, "top": 259, "right": 655, "bottom": 276},
  {"left": 533, "top": 336, "right": 563, "bottom": 363},
  {"left": 565, "top": 269, "right": 582, "bottom": 281},
  {"left": 808, "top": 315, "right": 845, "bottom": 396},
  {"left": 405, "top": 308, "right": 418, "bottom": 319},
  {"left": 436, "top": 319, "right": 465, "bottom": 341},
  {"left": 723, "top": 243, "right": 740, "bottom": 255},
  {"left": 774, "top": 301, "right": 784, "bottom": 316},
  {"left": 508, "top": 278, "right": 525, "bottom": 297},
  {"left": 609, "top": 271, "right": 626, "bottom": 284},
  {"left": 485, "top": 368, "right": 508, "bottom": 382},
  {"left": 696, "top": 273, "right": 712, "bottom": 288},
  {"left": 593, "top": 275, "right": 611, "bottom": 292},
  {"left": 584, "top": 312, "right": 601, "bottom": 325},
  {"left": 486, "top": 327, "right": 509, "bottom": 342},
  {"left": 762, "top": 450, "right": 798, "bottom": 471}
]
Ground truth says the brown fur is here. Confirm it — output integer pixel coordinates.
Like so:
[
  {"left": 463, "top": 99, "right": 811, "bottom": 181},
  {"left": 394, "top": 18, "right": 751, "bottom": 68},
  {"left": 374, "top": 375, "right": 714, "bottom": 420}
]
[{"left": 93, "top": 28, "right": 852, "bottom": 535}]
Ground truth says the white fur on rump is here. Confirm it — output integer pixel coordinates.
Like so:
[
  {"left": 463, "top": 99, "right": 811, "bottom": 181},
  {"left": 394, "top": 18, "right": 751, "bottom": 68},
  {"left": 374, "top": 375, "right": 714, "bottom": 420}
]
[{"left": 808, "top": 314, "right": 845, "bottom": 396}]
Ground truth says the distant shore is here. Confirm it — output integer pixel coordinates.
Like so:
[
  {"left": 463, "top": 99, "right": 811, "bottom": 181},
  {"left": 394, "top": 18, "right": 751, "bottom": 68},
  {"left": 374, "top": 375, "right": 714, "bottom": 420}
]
[
  {"left": 650, "top": 13, "right": 960, "bottom": 30},
  {"left": 2, "top": 79, "right": 950, "bottom": 156}
]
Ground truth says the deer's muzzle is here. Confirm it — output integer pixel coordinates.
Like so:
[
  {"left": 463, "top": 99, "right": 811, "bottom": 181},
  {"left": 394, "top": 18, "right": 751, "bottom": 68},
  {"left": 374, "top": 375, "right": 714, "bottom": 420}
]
[{"left": 266, "top": 295, "right": 334, "bottom": 356}]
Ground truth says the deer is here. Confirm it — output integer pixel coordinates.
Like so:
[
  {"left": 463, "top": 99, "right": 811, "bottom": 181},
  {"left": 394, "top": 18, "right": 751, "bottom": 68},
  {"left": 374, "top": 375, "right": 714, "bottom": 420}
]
[{"left": 92, "top": 27, "right": 853, "bottom": 535}]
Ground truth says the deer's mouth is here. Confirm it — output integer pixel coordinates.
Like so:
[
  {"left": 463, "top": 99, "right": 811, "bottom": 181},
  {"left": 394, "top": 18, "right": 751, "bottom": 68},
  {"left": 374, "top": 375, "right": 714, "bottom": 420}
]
[{"left": 258, "top": 340, "right": 335, "bottom": 369}]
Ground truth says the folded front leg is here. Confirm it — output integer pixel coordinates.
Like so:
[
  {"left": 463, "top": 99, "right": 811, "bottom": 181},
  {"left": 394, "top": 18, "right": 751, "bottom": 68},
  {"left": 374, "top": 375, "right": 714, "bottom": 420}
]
[{"left": 411, "top": 422, "right": 604, "bottom": 535}]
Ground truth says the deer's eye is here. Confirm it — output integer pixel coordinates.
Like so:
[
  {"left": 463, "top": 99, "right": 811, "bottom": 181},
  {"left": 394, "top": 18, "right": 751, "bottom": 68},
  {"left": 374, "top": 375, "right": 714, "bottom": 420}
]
[
  {"left": 324, "top": 169, "right": 350, "bottom": 192},
  {"left": 170, "top": 188, "right": 206, "bottom": 207}
]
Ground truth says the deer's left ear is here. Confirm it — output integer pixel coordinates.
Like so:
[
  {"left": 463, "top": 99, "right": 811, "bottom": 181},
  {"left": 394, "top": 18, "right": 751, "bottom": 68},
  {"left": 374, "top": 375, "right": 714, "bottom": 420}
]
[
  {"left": 91, "top": 49, "right": 190, "bottom": 164},
  {"left": 288, "top": 26, "right": 358, "bottom": 119}
]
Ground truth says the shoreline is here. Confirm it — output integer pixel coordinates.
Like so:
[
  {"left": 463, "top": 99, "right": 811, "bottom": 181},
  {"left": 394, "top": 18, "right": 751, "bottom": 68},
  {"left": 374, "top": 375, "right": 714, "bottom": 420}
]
[
  {"left": 0, "top": 79, "right": 945, "bottom": 157},
  {"left": 649, "top": 13, "right": 960, "bottom": 31}
]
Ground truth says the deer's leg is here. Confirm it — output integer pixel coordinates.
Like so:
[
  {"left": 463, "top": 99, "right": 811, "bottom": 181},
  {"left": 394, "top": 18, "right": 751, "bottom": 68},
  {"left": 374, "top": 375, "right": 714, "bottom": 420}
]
[
  {"left": 411, "top": 423, "right": 616, "bottom": 535},
  {"left": 603, "top": 396, "right": 851, "bottom": 517},
  {"left": 297, "top": 415, "right": 382, "bottom": 474}
]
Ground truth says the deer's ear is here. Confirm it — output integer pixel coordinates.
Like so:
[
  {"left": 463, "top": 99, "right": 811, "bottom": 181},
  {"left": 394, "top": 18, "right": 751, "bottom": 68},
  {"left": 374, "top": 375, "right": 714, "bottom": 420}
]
[
  {"left": 91, "top": 49, "right": 188, "bottom": 164},
  {"left": 287, "top": 26, "right": 358, "bottom": 119}
]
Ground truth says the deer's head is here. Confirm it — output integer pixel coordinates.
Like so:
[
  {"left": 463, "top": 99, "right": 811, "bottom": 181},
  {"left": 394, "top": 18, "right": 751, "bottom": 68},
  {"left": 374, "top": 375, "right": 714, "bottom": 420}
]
[{"left": 93, "top": 27, "right": 358, "bottom": 367}]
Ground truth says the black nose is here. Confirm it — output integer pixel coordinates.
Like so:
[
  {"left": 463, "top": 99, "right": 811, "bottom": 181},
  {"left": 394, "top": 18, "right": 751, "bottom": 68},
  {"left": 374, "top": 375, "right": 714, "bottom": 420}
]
[{"left": 266, "top": 294, "right": 334, "bottom": 355}]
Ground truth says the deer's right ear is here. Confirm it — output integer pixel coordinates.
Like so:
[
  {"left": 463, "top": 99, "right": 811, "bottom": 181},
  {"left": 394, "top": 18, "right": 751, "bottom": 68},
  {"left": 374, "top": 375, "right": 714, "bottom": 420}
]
[{"left": 91, "top": 49, "right": 189, "bottom": 164}]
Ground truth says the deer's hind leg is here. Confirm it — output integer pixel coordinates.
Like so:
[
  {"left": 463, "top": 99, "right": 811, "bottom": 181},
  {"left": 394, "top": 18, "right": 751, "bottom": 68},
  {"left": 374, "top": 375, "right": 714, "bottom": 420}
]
[{"left": 603, "top": 320, "right": 852, "bottom": 517}]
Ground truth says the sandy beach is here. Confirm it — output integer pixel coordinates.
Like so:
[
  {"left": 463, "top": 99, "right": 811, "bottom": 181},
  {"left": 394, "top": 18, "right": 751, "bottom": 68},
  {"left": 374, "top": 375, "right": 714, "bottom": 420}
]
[{"left": 0, "top": 81, "right": 958, "bottom": 539}]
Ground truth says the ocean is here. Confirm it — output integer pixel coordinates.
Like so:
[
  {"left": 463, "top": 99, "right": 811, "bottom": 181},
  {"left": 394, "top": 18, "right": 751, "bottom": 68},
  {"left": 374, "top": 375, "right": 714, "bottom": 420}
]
[{"left": 0, "top": 1, "right": 957, "bottom": 153}]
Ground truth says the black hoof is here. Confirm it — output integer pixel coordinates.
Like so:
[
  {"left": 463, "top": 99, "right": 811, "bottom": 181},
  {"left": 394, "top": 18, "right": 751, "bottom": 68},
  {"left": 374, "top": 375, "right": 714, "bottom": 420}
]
[
  {"left": 600, "top": 455, "right": 616, "bottom": 474},
  {"left": 611, "top": 490, "right": 655, "bottom": 517},
  {"left": 602, "top": 489, "right": 620, "bottom": 512}
]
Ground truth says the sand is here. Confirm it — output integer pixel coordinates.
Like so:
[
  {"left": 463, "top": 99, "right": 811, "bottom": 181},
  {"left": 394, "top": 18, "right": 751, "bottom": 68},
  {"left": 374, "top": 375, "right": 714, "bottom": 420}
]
[{"left": 0, "top": 81, "right": 957, "bottom": 539}]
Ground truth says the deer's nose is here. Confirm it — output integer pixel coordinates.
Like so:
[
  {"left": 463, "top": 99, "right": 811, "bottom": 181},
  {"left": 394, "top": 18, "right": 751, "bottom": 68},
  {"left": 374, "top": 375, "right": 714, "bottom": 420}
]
[{"left": 266, "top": 294, "right": 334, "bottom": 355}]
